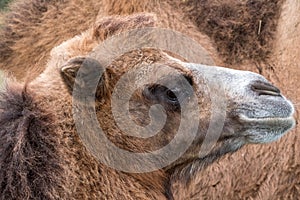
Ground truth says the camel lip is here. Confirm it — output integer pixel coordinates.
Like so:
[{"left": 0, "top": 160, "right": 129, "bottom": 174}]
[
  {"left": 240, "top": 114, "right": 295, "bottom": 120},
  {"left": 238, "top": 114, "right": 296, "bottom": 126}
]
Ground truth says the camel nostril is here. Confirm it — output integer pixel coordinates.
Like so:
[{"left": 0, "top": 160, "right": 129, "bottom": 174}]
[{"left": 251, "top": 80, "right": 281, "bottom": 96}]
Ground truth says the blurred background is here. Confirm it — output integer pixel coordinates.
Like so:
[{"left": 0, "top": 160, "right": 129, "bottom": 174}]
[
  {"left": 0, "top": 0, "right": 10, "bottom": 82},
  {"left": 0, "top": 0, "right": 10, "bottom": 10}
]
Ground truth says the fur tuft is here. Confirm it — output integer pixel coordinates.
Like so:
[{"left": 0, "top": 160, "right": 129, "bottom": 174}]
[
  {"left": 0, "top": 79, "right": 65, "bottom": 199},
  {"left": 93, "top": 13, "right": 156, "bottom": 40}
]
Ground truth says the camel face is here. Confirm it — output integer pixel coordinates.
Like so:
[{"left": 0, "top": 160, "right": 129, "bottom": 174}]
[{"left": 60, "top": 48, "right": 295, "bottom": 172}]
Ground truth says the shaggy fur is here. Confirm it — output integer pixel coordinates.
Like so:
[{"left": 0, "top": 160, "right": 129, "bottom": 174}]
[
  {"left": 0, "top": 80, "right": 67, "bottom": 199},
  {"left": 0, "top": 0, "right": 101, "bottom": 80},
  {"left": 0, "top": 0, "right": 283, "bottom": 80},
  {"left": 181, "top": 0, "right": 283, "bottom": 64}
]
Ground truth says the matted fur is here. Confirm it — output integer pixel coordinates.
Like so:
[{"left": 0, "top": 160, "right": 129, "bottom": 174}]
[{"left": 0, "top": 79, "right": 68, "bottom": 199}]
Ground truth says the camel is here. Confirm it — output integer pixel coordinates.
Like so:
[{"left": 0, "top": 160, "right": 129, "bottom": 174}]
[
  {"left": 0, "top": 0, "right": 298, "bottom": 199},
  {"left": 0, "top": 12, "right": 295, "bottom": 199}
]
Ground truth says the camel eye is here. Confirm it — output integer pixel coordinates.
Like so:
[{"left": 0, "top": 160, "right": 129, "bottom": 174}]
[
  {"left": 142, "top": 75, "right": 193, "bottom": 111},
  {"left": 142, "top": 84, "right": 180, "bottom": 111},
  {"left": 166, "top": 89, "right": 177, "bottom": 102}
]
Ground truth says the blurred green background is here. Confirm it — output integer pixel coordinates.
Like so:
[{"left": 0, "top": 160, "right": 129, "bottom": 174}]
[
  {"left": 0, "top": 0, "right": 10, "bottom": 83},
  {"left": 0, "top": 0, "right": 11, "bottom": 10}
]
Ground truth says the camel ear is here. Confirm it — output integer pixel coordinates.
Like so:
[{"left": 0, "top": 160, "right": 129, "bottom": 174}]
[
  {"left": 93, "top": 13, "right": 157, "bottom": 40},
  {"left": 60, "top": 57, "right": 107, "bottom": 98}
]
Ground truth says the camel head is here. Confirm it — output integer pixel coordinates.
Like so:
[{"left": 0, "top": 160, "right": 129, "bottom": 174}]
[
  {"left": 45, "top": 13, "right": 295, "bottom": 177},
  {"left": 59, "top": 51, "right": 295, "bottom": 174}
]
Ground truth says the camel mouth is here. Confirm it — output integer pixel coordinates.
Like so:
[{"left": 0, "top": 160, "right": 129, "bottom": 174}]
[{"left": 237, "top": 114, "right": 296, "bottom": 143}]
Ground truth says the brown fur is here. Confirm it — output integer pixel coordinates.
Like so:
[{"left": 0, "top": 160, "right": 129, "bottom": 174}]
[
  {"left": 0, "top": 77, "right": 168, "bottom": 200},
  {"left": 0, "top": 80, "right": 68, "bottom": 199},
  {"left": 0, "top": 0, "right": 101, "bottom": 80},
  {"left": 181, "top": 0, "right": 283, "bottom": 64},
  {"left": 0, "top": 0, "right": 284, "bottom": 80},
  {"left": 0, "top": 0, "right": 299, "bottom": 199}
]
